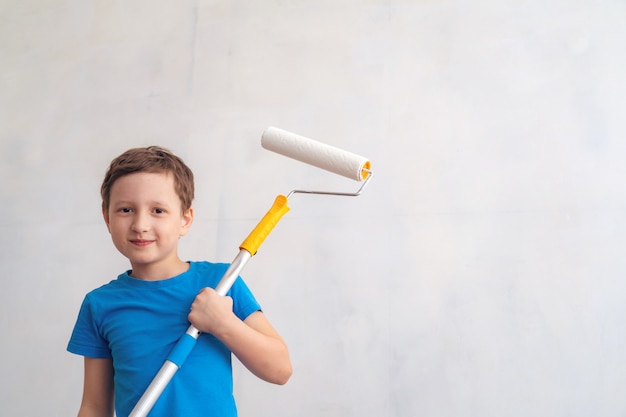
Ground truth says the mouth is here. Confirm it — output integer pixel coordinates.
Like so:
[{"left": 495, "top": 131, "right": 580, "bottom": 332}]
[{"left": 130, "top": 239, "right": 155, "bottom": 247}]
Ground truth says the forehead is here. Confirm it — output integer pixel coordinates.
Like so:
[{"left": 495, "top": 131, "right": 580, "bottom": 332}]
[{"left": 109, "top": 171, "right": 179, "bottom": 202}]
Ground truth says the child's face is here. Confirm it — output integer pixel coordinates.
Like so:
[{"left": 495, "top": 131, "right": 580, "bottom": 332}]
[{"left": 103, "top": 171, "right": 193, "bottom": 279}]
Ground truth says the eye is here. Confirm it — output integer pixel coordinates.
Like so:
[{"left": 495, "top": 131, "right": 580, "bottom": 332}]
[
  {"left": 154, "top": 208, "right": 166, "bottom": 214},
  {"left": 120, "top": 207, "right": 132, "bottom": 213}
]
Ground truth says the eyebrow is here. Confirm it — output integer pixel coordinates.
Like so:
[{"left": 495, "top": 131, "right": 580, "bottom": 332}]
[{"left": 111, "top": 200, "right": 173, "bottom": 208}]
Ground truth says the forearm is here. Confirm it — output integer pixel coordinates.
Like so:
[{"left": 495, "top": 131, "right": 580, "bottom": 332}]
[
  {"left": 188, "top": 288, "right": 293, "bottom": 384},
  {"left": 215, "top": 313, "right": 292, "bottom": 385},
  {"left": 77, "top": 404, "right": 114, "bottom": 417}
]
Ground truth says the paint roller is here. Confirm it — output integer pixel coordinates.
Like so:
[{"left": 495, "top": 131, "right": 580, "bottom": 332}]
[
  {"left": 129, "top": 127, "right": 373, "bottom": 417},
  {"left": 262, "top": 126, "right": 371, "bottom": 182}
]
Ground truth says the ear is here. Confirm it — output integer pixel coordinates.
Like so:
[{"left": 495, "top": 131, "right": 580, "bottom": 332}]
[
  {"left": 179, "top": 207, "right": 194, "bottom": 237},
  {"left": 102, "top": 206, "right": 112, "bottom": 233}
]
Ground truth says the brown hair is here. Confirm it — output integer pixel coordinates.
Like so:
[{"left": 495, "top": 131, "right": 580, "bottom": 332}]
[{"left": 101, "top": 146, "right": 194, "bottom": 212}]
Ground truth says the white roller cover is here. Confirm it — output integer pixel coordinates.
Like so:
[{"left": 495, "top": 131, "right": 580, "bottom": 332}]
[{"left": 261, "top": 127, "right": 371, "bottom": 182}]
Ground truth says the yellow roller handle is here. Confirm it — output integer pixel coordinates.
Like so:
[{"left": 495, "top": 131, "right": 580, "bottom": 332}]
[{"left": 239, "top": 195, "right": 290, "bottom": 255}]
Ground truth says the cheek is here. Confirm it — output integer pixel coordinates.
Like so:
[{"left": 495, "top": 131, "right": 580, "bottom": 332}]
[{"left": 107, "top": 219, "right": 127, "bottom": 236}]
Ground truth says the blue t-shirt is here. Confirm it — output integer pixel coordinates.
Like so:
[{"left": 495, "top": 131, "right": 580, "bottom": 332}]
[{"left": 67, "top": 261, "right": 261, "bottom": 417}]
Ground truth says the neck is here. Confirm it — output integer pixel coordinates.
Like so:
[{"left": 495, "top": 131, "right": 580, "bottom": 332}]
[{"left": 129, "top": 259, "right": 189, "bottom": 281}]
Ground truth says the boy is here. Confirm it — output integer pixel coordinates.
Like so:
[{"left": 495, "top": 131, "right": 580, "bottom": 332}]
[{"left": 68, "top": 146, "right": 292, "bottom": 417}]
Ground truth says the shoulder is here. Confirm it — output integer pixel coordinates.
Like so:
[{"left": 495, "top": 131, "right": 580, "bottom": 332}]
[
  {"left": 188, "top": 261, "right": 230, "bottom": 283},
  {"left": 188, "top": 261, "right": 254, "bottom": 295},
  {"left": 185, "top": 261, "right": 228, "bottom": 288},
  {"left": 190, "top": 260, "right": 229, "bottom": 274},
  {"left": 85, "top": 275, "right": 127, "bottom": 296},
  {"left": 80, "top": 274, "right": 134, "bottom": 312}
]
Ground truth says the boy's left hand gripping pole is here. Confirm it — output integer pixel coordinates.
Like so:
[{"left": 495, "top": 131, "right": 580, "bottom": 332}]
[{"left": 129, "top": 195, "right": 290, "bottom": 417}]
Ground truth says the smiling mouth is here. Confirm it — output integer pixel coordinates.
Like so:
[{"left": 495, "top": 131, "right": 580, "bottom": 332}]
[{"left": 130, "top": 239, "right": 154, "bottom": 247}]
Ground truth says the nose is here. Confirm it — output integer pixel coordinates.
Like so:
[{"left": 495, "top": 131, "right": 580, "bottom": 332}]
[{"left": 131, "top": 212, "right": 150, "bottom": 233}]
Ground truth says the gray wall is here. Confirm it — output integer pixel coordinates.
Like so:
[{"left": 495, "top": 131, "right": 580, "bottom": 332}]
[{"left": 2, "top": 1, "right": 626, "bottom": 416}]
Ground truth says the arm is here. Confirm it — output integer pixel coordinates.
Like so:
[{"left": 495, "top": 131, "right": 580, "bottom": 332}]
[
  {"left": 77, "top": 357, "right": 114, "bottom": 417},
  {"left": 188, "top": 287, "right": 292, "bottom": 385}
]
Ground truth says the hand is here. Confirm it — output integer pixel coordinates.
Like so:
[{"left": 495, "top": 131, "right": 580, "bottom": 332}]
[{"left": 188, "top": 287, "right": 236, "bottom": 336}]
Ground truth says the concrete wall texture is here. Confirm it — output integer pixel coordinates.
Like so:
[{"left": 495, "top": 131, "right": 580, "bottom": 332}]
[{"left": 1, "top": 1, "right": 626, "bottom": 416}]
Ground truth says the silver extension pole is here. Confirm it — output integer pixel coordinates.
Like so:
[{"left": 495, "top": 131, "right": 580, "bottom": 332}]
[
  {"left": 128, "top": 250, "right": 252, "bottom": 417},
  {"left": 129, "top": 170, "right": 371, "bottom": 416}
]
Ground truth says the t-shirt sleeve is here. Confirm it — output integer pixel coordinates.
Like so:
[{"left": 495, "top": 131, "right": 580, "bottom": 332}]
[
  {"left": 67, "top": 294, "right": 112, "bottom": 359},
  {"left": 229, "top": 276, "right": 261, "bottom": 321}
]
